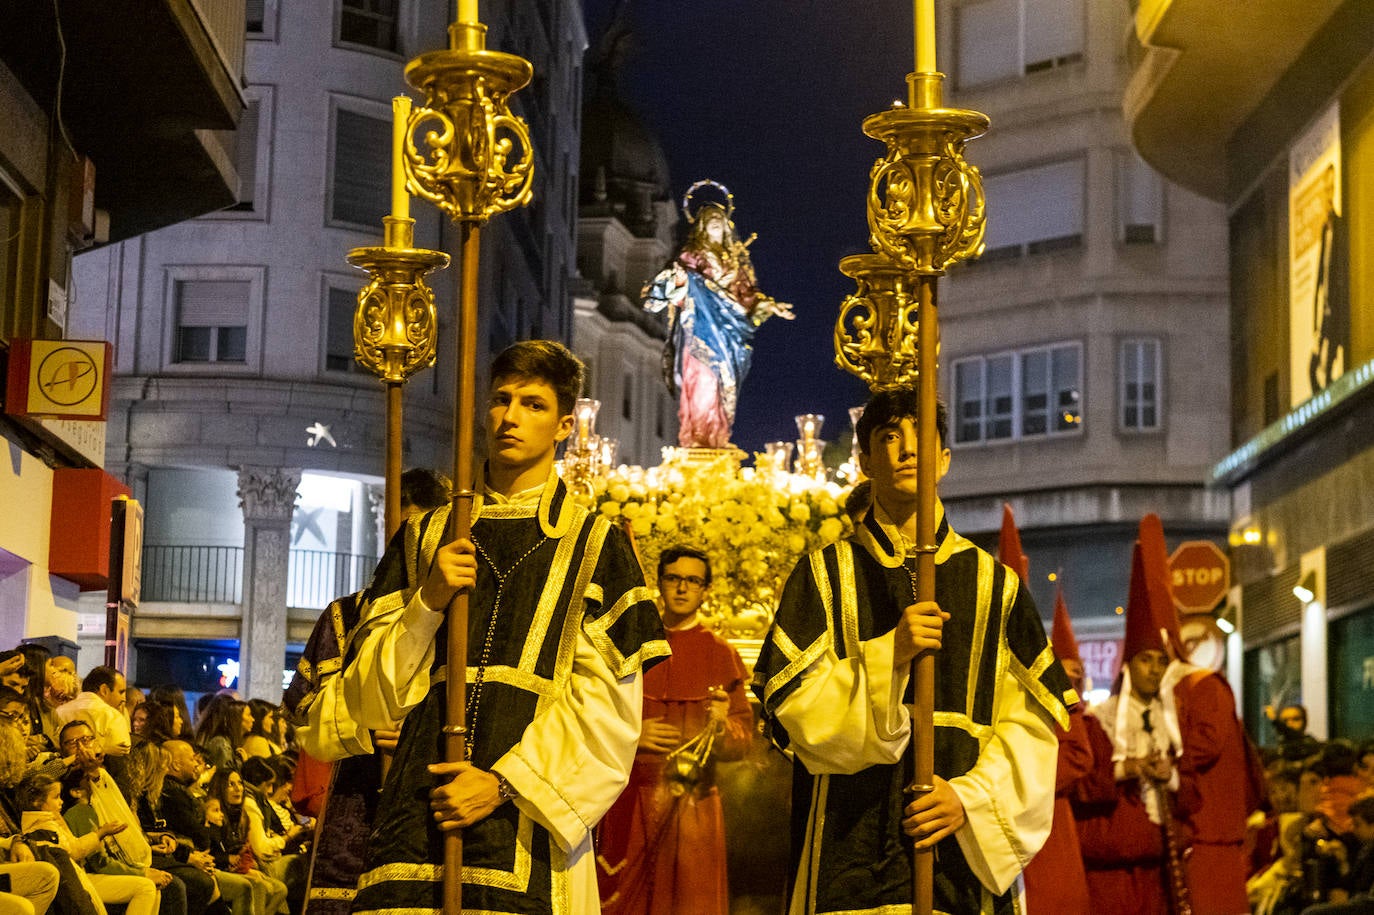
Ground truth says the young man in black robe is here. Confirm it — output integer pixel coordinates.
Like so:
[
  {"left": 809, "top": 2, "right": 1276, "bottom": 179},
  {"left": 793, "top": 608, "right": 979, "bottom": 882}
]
[
  {"left": 299, "top": 340, "right": 669, "bottom": 915},
  {"left": 753, "top": 386, "right": 1077, "bottom": 915}
]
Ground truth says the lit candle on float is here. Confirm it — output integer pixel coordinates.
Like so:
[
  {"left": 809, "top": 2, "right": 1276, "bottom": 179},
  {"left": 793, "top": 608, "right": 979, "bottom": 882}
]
[
  {"left": 915, "top": 0, "right": 936, "bottom": 72},
  {"left": 573, "top": 398, "right": 600, "bottom": 448},
  {"left": 795, "top": 413, "right": 824, "bottom": 443},
  {"left": 391, "top": 95, "right": 412, "bottom": 221}
]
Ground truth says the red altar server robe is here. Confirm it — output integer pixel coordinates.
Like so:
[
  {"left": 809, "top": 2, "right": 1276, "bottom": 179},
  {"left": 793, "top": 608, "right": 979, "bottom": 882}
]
[
  {"left": 1175, "top": 669, "right": 1252, "bottom": 915},
  {"left": 596, "top": 623, "right": 753, "bottom": 915},
  {"left": 1023, "top": 704, "right": 1095, "bottom": 913}
]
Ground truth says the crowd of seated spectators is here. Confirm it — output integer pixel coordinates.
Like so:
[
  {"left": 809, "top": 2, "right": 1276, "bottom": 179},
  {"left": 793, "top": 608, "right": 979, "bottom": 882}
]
[
  {"left": 0, "top": 644, "right": 312, "bottom": 915},
  {"left": 1248, "top": 704, "right": 1374, "bottom": 915},
  {"left": 8, "top": 642, "right": 1371, "bottom": 915}
]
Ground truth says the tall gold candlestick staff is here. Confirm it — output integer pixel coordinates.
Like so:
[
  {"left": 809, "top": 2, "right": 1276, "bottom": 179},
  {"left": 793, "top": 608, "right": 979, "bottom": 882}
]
[
  {"left": 398, "top": 3, "right": 534, "bottom": 911},
  {"left": 347, "top": 95, "right": 449, "bottom": 540},
  {"left": 833, "top": 2, "right": 987, "bottom": 911}
]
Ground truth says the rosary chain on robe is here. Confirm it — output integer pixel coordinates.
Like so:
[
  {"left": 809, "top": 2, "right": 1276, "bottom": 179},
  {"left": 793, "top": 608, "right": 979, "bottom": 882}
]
[{"left": 465, "top": 532, "right": 548, "bottom": 753}]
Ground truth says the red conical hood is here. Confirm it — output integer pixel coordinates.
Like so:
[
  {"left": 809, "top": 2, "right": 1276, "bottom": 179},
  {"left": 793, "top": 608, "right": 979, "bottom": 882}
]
[
  {"left": 998, "top": 503, "right": 1030, "bottom": 582},
  {"left": 1051, "top": 586, "right": 1080, "bottom": 662},
  {"left": 1122, "top": 514, "right": 1186, "bottom": 661}
]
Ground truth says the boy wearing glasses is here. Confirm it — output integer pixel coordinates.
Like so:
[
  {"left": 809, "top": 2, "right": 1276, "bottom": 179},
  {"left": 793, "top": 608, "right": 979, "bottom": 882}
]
[
  {"left": 595, "top": 545, "right": 753, "bottom": 915},
  {"left": 299, "top": 341, "right": 669, "bottom": 915}
]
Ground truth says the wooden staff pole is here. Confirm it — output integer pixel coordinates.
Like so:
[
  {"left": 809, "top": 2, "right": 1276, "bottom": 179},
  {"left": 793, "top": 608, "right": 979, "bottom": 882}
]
[
  {"left": 442, "top": 221, "right": 482, "bottom": 914},
  {"left": 912, "top": 273, "right": 938, "bottom": 914},
  {"left": 385, "top": 381, "right": 403, "bottom": 538}
]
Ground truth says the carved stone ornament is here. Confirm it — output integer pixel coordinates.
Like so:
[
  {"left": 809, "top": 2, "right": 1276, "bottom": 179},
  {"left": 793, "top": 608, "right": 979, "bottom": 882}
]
[{"left": 236, "top": 466, "right": 302, "bottom": 523}]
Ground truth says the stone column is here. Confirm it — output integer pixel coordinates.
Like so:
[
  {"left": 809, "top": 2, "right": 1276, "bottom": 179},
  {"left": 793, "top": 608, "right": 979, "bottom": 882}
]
[
  {"left": 236, "top": 466, "right": 301, "bottom": 701},
  {"left": 366, "top": 482, "right": 386, "bottom": 557}
]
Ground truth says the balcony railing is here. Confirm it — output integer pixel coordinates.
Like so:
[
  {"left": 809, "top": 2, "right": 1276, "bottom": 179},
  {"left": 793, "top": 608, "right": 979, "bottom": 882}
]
[
  {"left": 141, "top": 546, "right": 378, "bottom": 610},
  {"left": 142, "top": 546, "right": 244, "bottom": 604},
  {"left": 288, "top": 550, "right": 379, "bottom": 610}
]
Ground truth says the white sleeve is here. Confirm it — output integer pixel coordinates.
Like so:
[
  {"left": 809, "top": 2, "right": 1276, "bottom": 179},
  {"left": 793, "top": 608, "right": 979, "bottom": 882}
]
[
  {"left": 104, "top": 707, "right": 132, "bottom": 757},
  {"left": 770, "top": 630, "right": 911, "bottom": 774},
  {"left": 491, "top": 626, "right": 643, "bottom": 854},
  {"left": 948, "top": 671, "right": 1058, "bottom": 896},
  {"left": 298, "top": 591, "right": 445, "bottom": 761}
]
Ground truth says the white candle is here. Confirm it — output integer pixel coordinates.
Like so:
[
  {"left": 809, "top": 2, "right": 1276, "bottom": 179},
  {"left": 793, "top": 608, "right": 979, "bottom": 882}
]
[
  {"left": 390, "top": 95, "right": 411, "bottom": 221},
  {"left": 915, "top": 0, "right": 936, "bottom": 72}
]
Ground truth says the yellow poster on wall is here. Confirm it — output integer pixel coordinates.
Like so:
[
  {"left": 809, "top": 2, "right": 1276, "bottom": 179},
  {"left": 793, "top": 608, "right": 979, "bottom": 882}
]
[{"left": 1288, "top": 103, "right": 1346, "bottom": 407}]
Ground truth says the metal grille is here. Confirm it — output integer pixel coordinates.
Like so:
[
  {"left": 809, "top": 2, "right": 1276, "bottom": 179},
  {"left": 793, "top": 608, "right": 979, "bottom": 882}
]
[
  {"left": 1327, "top": 526, "right": 1374, "bottom": 611},
  {"left": 287, "top": 550, "right": 377, "bottom": 610},
  {"left": 142, "top": 546, "right": 377, "bottom": 610},
  {"left": 142, "top": 546, "right": 244, "bottom": 604},
  {"left": 1242, "top": 564, "right": 1302, "bottom": 648}
]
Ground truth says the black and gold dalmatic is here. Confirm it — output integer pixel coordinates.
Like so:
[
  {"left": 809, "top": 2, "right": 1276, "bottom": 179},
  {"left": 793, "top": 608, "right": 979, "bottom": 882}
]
[
  {"left": 754, "top": 509, "right": 1077, "bottom": 915},
  {"left": 346, "top": 473, "right": 669, "bottom": 915}
]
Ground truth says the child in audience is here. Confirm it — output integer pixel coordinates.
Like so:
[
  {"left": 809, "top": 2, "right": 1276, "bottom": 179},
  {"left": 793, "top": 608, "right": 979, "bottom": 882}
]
[{"left": 16, "top": 772, "right": 159, "bottom": 915}]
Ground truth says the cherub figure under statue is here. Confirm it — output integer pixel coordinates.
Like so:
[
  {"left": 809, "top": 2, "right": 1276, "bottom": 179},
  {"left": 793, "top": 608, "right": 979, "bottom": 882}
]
[{"left": 643, "top": 180, "right": 794, "bottom": 448}]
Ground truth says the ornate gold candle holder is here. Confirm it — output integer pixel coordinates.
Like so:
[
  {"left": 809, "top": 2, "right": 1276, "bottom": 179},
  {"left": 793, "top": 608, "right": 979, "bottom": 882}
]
[
  {"left": 402, "top": 22, "right": 535, "bottom": 224},
  {"left": 864, "top": 73, "right": 988, "bottom": 276},
  {"left": 346, "top": 217, "right": 449, "bottom": 538},
  {"left": 346, "top": 218, "right": 449, "bottom": 385}
]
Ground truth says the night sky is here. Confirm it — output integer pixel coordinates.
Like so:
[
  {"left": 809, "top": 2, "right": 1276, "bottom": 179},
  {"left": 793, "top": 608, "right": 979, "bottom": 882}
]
[{"left": 580, "top": 1, "right": 922, "bottom": 454}]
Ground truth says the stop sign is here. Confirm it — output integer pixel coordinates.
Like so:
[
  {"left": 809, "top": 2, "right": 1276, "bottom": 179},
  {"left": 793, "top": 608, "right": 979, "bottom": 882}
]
[{"left": 1169, "top": 541, "right": 1230, "bottom": 614}]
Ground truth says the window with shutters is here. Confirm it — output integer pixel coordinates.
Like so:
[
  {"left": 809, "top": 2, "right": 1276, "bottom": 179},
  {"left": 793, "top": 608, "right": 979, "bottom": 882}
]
[
  {"left": 338, "top": 0, "right": 399, "bottom": 54},
  {"left": 324, "top": 283, "right": 362, "bottom": 373},
  {"left": 1120, "top": 338, "right": 1162, "bottom": 432},
  {"left": 174, "top": 281, "right": 249, "bottom": 364},
  {"left": 953, "top": 341, "right": 1082, "bottom": 445},
  {"left": 330, "top": 106, "right": 390, "bottom": 228},
  {"left": 228, "top": 96, "right": 261, "bottom": 212},
  {"left": 246, "top": 0, "right": 277, "bottom": 39},
  {"left": 1117, "top": 151, "right": 1164, "bottom": 245},
  {"left": 978, "top": 159, "right": 1084, "bottom": 261},
  {"left": 165, "top": 267, "right": 263, "bottom": 371},
  {"left": 956, "top": 0, "right": 1083, "bottom": 89},
  {"left": 209, "top": 87, "right": 272, "bottom": 221}
]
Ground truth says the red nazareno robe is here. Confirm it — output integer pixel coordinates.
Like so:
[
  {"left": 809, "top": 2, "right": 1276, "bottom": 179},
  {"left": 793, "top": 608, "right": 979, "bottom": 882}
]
[
  {"left": 1175, "top": 670, "right": 1253, "bottom": 915},
  {"left": 595, "top": 623, "right": 753, "bottom": 915},
  {"left": 1074, "top": 706, "right": 1170, "bottom": 915},
  {"left": 1023, "top": 704, "right": 1096, "bottom": 913}
]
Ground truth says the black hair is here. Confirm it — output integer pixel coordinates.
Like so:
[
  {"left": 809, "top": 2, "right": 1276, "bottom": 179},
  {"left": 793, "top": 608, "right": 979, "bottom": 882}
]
[
  {"left": 1316, "top": 739, "right": 1359, "bottom": 778},
  {"left": 0, "top": 686, "right": 26, "bottom": 708},
  {"left": 266, "top": 755, "right": 295, "bottom": 785},
  {"left": 241, "top": 755, "right": 275, "bottom": 789},
  {"left": 489, "top": 340, "right": 585, "bottom": 416},
  {"left": 141, "top": 700, "right": 181, "bottom": 743},
  {"left": 657, "top": 545, "right": 712, "bottom": 585},
  {"left": 400, "top": 468, "right": 452, "bottom": 512},
  {"left": 854, "top": 386, "right": 948, "bottom": 455},
  {"left": 148, "top": 685, "right": 193, "bottom": 739},
  {"left": 81, "top": 666, "right": 121, "bottom": 694},
  {"left": 1349, "top": 796, "right": 1374, "bottom": 826}
]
